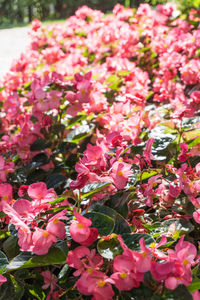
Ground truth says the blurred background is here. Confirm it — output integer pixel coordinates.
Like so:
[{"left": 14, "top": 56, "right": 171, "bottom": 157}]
[{"left": 0, "top": 0, "right": 199, "bottom": 28}]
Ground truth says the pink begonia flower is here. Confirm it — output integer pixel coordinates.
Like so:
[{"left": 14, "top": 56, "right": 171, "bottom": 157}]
[
  {"left": 193, "top": 209, "right": 200, "bottom": 224},
  {"left": 31, "top": 228, "right": 57, "bottom": 255},
  {"left": 169, "top": 184, "right": 181, "bottom": 198},
  {"left": 47, "top": 90, "right": 62, "bottom": 110},
  {"left": 178, "top": 143, "right": 190, "bottom": 162},
  {"left": 41, "top": 270, "right": 58, "bottom": 300},
  {"left": 151, "top": 261, "right": 175, "bottom": 282},
  {"left": 67, "top": 246, "right": 103, "bottom": 276},
  {"left": 18, "top": 185, "right": 29, "bottom": 197},
  {"left": 196, "top": 163, "right": 200, "bottom": 175},
  {"left": 0, "top": 183, "right": 12, "bottom": 203},
  {"left": 76, "top": 270, "right": 114, "bottom": 300},
  {"left": 143, "top": 138, "right": 154, "bottom": 166},
  {"left": 132, "top": 237, "right": 152, "bottom": 273},
  {"left": 46, "top": 210, "right": 68, "bottom": 240},
  {"left": 28, "top": 182, "right": 48, "bottom": 200},
  {"left": 192, "top": 290, "right": 200, "bottom": 300},
  {"left": 31, "top": 18, "right": 41, "bottom": 31},
  {"left": 2, "top": 202, "right": 30, "bottom": 232},
  {"left": 110, "top": 161, "right": 132, "bottom": 189},
  {"left": 13, "top": 199, "right": 33, "bottom": 218},
  {"left": 0, "top": 274, "right": 7, "bottom": 286},
  {"left": 69, "top": 212, "right": 98, "bottom": 246},
  {"left": 18, "top": 228, "right": 33, "bottom": 252},
  {"left": 111, "top": 254, "right": 140, "bottom": 290},
  {"left": 0, "top": 156, "right": 14, "bottom": 182}
]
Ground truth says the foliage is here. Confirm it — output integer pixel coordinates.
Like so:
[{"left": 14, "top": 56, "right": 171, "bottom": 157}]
[{"left": 0, "top": 2, "right": 199, "bottom": 299}]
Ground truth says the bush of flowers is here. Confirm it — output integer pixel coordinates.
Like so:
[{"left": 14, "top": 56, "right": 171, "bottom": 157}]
[{"left": 0, "top": 3, "right": 200, "bottom": 299}]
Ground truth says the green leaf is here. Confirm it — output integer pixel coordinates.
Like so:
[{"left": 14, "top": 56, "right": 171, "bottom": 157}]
[
  {"left": 105, "top": 75, "right": 120, "bottom": 83},
  {"left": 0, "top": 250, "right": 8, "bottom": 270},
  {"left": 93, "top": 204, "right": 131, "bottom": 234},
  {"left": 117, "top": 70, "right": 131, "bottom": 76},
  {"left": 105, "top": 191, "right": 130, "bottom": 218},
  {"left": 187, "top": 279, "right": 200, "bottom": 293},
  {"left": 28, "top": 287, "right": 45, "bottom": 300},
  {"left": 143, "top": 222, "right": 161, "bottom": 231},
  {"left": 183, "top": 129, "right": 200, "bottom": 141},
  {"left": 25, "top": 153, "right": 49, "bottom": 170},
  {"left": 49, "top": 190, "right": 75, "bottom": 205},
  {"left": 121, "top": 233, "right": 155, "bottom": 251},
  {"left": 172, "top": 285, "right": 193, "bottom": 300},
  {"left": 50, "top": 124, "right": 65, "bottom": 133},
  {"left": 5, "top": 247, "right": 67, "bottom": 272},
  {"left": 66, "top": 124, "right": 94, "bottom": 143},
  {"left": 0, "top": 231, "right": 10, "bottom": 239},
  {"left": 3, "top": 236, "right": 20, "bottom": 258},
  {"left": 81, "top": 182, "right": 110, "bottom": 199},
  {"left": 46, "top": 173, "right": 66, "bottom": 189},
  {"left": 84, "top": 212, "right": 115, "bottom": 236},
  {"left": 58, "top": 264, "right": 69, "bottom": 279},
  {"left": 66, "top": 114, "right": 88, "bottom": 129},
  {"left": 188, "top": 136, "right": 200, "bottom": 149},
  {"left": 97, "top": 235, "right": 122, "bottom": 259},
  {"left": 30, "top": 139, "right": 52, "bottom": 151},
  {"left": 162, "top": 219, "right": 194, "bottom": 238},
  {"left": 140, "top": 170, "right": 161, "bottom": 181},
  {"left": 0, "top": 276, "right": 15, "bottom": 300},
  {"left": 0, "top": 86, "right": 5, "bottom": 92}
]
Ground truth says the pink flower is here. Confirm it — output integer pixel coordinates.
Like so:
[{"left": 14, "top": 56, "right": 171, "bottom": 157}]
[
  {"left": 67, "top": 246, "right": 103, "bottom": 276},
  {"left": 76, "top": 270, "right": 114, "bottom": 300},
  {"left": 46, "top": 210, "right": 68, "bottom": 240},
  {"left": 111, "top": 255, "right": 140, "bottom": 290},
  {"left": 69, "top": 212, "right": 98, "bottom": 246},
  {"left": 110, "top": 161, "right": 132, "bottom": 189},
  {"left": 31, "top": 228, "right": 57, "bottom": 255},
  {"left": 41, "top": 270, "right": 58, "bottom": 300},
  {"left": 0, "top": 274, "right": 7, "bottom": 286},
  {"left": 143, "top": 138, "right": 154, "bottom": 166},
  {"left": 178, "top": 143, "right": 190, "bottom": 162},
  {"left": 0, "top": 156, "right": 14, "bottom": 182}
]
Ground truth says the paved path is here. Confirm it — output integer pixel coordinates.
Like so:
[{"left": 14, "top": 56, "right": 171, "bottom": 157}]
[{"left": 0, "top": 26, "right": 30, "bottom": 79}]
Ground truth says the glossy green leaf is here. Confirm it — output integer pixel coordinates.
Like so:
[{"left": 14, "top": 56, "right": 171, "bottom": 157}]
[
  {"left": 66, "top": 124, "right": 94, "bottom": 143},
  {"left": 97, "top": 236, "right": 122, "bottom": 259},
  {"left": 0, "top": 250, "right": 8, "bottom": 270},
  {"left": 5, "top": 247, "right": 67, "bottom": 272},
  {"left": 46, "top": 173, "right": 66, "bottom": 189},
  {"left": 187, "top": 279, "right": 200, "bottom": 293},
  {"left": 30, "top": 139, "right": 52, "bottom": 151},
  {"left": 121, "top": 233, "right": 155, "bottom": 251},
  {"left": 93, "top": 204, "right": 131, "bottom": 234},
  {"left": 81, "top": 182, "right": 110, "bottom": 199},
  {"left": 84, "top": 212, "right": 115, "bottom": 236},
  {"left": 162, "top": 218, "right": 194, "bottom": 236}
]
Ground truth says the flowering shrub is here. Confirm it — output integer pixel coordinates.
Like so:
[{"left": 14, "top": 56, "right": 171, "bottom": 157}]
[{"left": 0, "top": 3, "right": 200, "bottom": 299}]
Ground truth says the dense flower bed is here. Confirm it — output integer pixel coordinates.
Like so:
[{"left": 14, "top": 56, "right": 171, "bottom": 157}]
[{"left": 0, "top": 3, "right": 200, "bottom": 299}]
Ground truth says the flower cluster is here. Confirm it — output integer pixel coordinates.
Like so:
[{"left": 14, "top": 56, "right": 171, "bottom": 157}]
[{"left": 0, "top": 2, "right": 199, "bottom": 299}]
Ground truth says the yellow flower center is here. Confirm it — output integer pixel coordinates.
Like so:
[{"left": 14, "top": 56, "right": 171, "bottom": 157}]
[
  {"left": 120, "top": 272, "right": 127, "bottom": 279},
  {"left": 97, "top": 280, "right": 106, "bottom": 288},
  {"left": 117, "top": 170, "right": 123, "bottom": 176},
  {"left": 53, "top": 218, "right": 59, "bottom": 224},
  {"left": 42, "top": 231, "right": 49, "bottom": 237},
  {"left": 2, "top": 195, "right": 8, "bottom": 201},
  {"left": 150, "top": 242, "right": 156, "bottom": 248},
  {"left": 77, "top": 223, "right": 84, "bottom": 229},
  {"left": 141, "top": 252, "right": 147, "bottom": 258},
  {"left": 88, "top": 268, "right": 93, "bottom": 274},
  {"left": 184, "top": 259, "right": 189, "bottom": 266}
]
